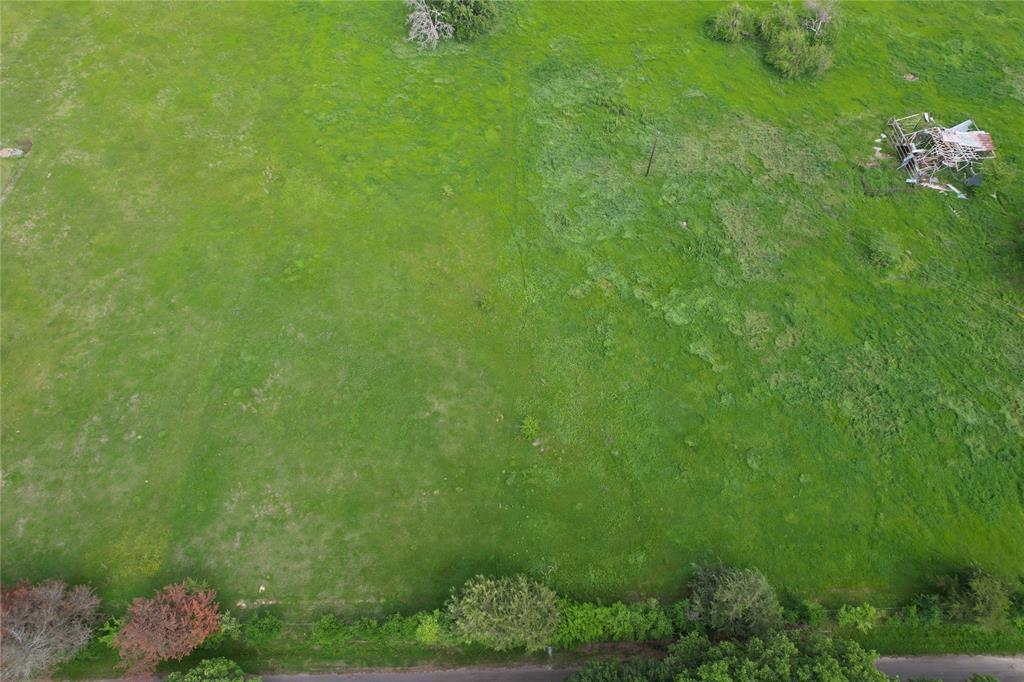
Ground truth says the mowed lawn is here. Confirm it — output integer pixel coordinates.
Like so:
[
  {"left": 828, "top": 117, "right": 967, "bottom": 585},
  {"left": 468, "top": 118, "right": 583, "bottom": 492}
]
[{"left": 2, "top": 1, "right": 1023, "bottom": 616}]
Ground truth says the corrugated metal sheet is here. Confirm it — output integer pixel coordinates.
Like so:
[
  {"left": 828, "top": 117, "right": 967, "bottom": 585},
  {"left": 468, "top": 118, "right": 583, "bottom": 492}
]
[{"left": 940, "top": 129, "right": 996, "bottom": 151}]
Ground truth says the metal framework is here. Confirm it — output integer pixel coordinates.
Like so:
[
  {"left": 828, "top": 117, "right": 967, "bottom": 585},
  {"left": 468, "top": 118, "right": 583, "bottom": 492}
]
[{"left": 886, "top": 113, "right": 995, "bottom": 196}]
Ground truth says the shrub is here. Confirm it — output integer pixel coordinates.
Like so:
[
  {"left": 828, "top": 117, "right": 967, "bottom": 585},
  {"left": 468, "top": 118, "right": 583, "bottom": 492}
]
[
  {"left": 428, "top": 0, "right": 496, "bottom": 41},
  {"left": 568, "top": 631, "right": 890, "bottom": 681},
  {"left": 308, "top": 614, "right": 345, "bottom": 649},
  {"left": 758, "top": 2, "right": 800, "bottom": 43},
  {"left": 554, "top": 599, "right": 672, "bottom": 648},
  {"left": 799, "top": 599, "right": 828, "bottom": 627},
  {"left": 243, "top": 612, "right": 283, "bottom": 648},
  {"left": 708, "top": 1, "right": 837, "bottom": 78},
  {"left": 447, "top": 575, "right": 561, "bottom": 652},
  {"left": 666, "top": 599, "right": 697, "bottom": 634},
  {"left": 201, "top": 612, "right": 242, "bottom": 649},
  {"left": 764, "top": 29, "right": 832, "bottom": 78},
  {"left": 414, "top": 610, "right": 449, "bottom": 646},
  {"left": 946, "top": 567, "right": 1013, "bottom": 628},
  {"left": 307, "top": 613, "right": 421, "bottom": 651},
  {"left": 0, "top": 580, "right": 101, "bottom": 679},
  {"left": 414, "top": 611, "right": 441, "bottom": 645},
  {"left": 899, "top": 593, "right": 944, "bottom": 627},
  {"left": 166, "top": 658, "right": 255, "bottom": 682},
  {"left": 114, "top": 583, "right": 221, "bottom": 678},
  {"left": 689, "top": 566, "right": 782, "bottom": 638},
  {"left": 519, "top": 415, "right": 541, "bottom": 441},
  {"left": 708, "top": 3, "right": 756, "bottom": 42},
  {"left": 97, "top": 617, "right": 123, "bottom": 648},
  {"left": 839, "top": 603, "right": 881, "bottom": 633}
]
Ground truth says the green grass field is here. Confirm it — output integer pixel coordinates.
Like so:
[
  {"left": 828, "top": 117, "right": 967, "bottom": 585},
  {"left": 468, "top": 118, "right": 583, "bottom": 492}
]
[{"left": 2, "top": 0, "right": 1023, "bottom": 620}]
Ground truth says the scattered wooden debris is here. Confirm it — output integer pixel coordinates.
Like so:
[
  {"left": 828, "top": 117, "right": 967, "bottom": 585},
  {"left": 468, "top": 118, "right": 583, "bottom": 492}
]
[{"left": 886, "top": 113, "right": 996, "bottom": 198}]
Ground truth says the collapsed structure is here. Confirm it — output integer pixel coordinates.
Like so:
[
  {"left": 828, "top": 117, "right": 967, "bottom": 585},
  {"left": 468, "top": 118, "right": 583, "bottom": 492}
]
[{"left": 884, "top": 113, "right": 996, "bottom": 197}]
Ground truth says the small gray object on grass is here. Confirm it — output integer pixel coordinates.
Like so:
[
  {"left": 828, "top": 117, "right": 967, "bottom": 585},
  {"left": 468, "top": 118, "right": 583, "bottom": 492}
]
[{"left": 0, "top": 148, "right": 25, "bottom": 158}]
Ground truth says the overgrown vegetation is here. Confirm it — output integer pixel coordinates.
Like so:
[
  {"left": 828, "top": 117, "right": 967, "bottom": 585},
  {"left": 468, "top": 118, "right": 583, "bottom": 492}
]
[
  {"left": 167, "top": 658, "right": 257, "bottom": 682},
  {"left": 553, "top": 598, "right": 674, "bottom": 648},
  {"left": 689, "top": 566, "right": 782, "bottom": 638},
  {"left": 429, "top": 0, "right": 496, "bottom": 41},
  {"left": 3, "top": 3, "right": 1024, "bottom": 676},
  {"left": 568, "top": 631, "right": 890, "bottom": 681},
  {"left": 406, "top": 0, "right": 496, "bottom": 48},
  {"left": 446, "top": 575, "right": 561, "bottom": 652},
  {"left": 710, "top": 0, "right": 837, "bottom": 77},
  {"left": 6, "top": 565, "right": 1024, "bottom": 678}
]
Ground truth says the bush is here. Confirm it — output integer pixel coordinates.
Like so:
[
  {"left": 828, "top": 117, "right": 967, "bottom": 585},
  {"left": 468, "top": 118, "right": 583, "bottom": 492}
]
[
  {"left": 764, "top": 29, "right": 832, "bottom": 78},
  {"left": 447, "top": 575, "right": 561, "bottom": 652},
  {"left": 114, "top": 583, "right": 221, "bottom": 678},
  {"left": 758, "top": 2, "right": 800, "bottom": 42},
  {"left": 898, "top": 593, "right": 944, "bottom": 627},
  {"left": 519, "top": 415, "right": 541, "bottom": 441},
  {"left": 428, "top": 0, "right": 496, "bottom": 41},
  {"left": 0, "top": 580, "right": 101, "bottom": 679},
  {"left": 243, "top": 612, "right": 283, "bottom": 648},
  {"left": 201, "top": 612, "right": 242, "bottom": 649},
  {"left": 568, "top": 631, "right": 890, "bottom": 681},
  {"left": 554, "top": 599, "right": 672, "bottom": 648},
  {"left": 839, "top": 603, "right": 881, "bottom": 633},
  {"left": 666, "top": 599, "right": 697, "bottom": 634},
  {"left": 708, "top": 3, "right": 756, "bottom": 42},
  {"left": 308, "top": 613, "right": 421, "bottom": 652},
  {"left": 414, "top": 611, "right": 441, "bottom": 645},
  {"left": 308, "top": 614, "right": 345, "bottom": 649},
  {"left": 675, "top": 632, "right": 889, "bottom": 681},
  {"left": 166, "top": 658, "right": 256, "bottom": 682},
  {"left": 799, "top": 599, "right": 828, "bottom": 627},
  {"left": 946, "top": 567, "right": 1013, "bottom": 628},
  {"left": 709, "top": 1, "right": 837, "bottom": 77},
  {"left": 689, "top": 566, "right": 782, "bottom": 638}
]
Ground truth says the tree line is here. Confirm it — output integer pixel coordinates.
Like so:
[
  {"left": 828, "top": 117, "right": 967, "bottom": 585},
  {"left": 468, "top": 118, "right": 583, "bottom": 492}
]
[{"left": 2, "top": 565, "right": 1021, "bottom": 681}]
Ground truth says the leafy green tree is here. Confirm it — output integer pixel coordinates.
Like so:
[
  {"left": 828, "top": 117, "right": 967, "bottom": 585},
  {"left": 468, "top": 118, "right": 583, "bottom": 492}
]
[
  {"left": 838, "top": 603, "right": 880, "bottom": 634},
  {"left": 167, "top": 658, "right": 255, "bottom": 682},
  {"left": 946, "top": 567, "right": 1013, "bottom": 628},
  {"left": 447, "top": 575, "right": 560, "bottom": 652},
  {"left": 428, "top": 0, "right": 496, "bottom": 41},
  {"left": 689, "top": 566, "right": 782, "bottom": 638},
  {"left": 567, "top": 632, "right": 892, "bottom": 681}
]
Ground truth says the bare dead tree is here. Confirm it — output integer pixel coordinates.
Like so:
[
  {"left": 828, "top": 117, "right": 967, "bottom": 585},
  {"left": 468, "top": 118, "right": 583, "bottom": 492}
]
[
  {"left": 406, "top": 0, "right": 454, "bottom": 49},
  {"left": 1, "top": 581, "right": 101, "bottom": 679},
  {"left": 803, "top": 0, "right": 837, "bottom": 39}
]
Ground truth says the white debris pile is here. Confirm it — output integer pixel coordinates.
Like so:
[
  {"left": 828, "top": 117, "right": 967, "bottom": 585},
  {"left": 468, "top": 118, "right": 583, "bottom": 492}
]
[{"left": 884, "top": 113, "right": 996, "bottom": 198}]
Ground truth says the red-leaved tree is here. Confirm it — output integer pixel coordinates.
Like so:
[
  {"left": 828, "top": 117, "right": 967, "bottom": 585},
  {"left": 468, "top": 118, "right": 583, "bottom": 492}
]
[
  {"left": 1, "top": 580, "right": 101, "bottom": 679},
  {"left": 114, "top": 583, "right": 220, "bottom": 679}
]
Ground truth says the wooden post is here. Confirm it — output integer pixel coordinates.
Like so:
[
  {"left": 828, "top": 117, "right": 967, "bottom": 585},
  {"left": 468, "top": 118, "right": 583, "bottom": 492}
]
[{"left": 644, "top": 134, "right": 660, "bottom": 177}]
